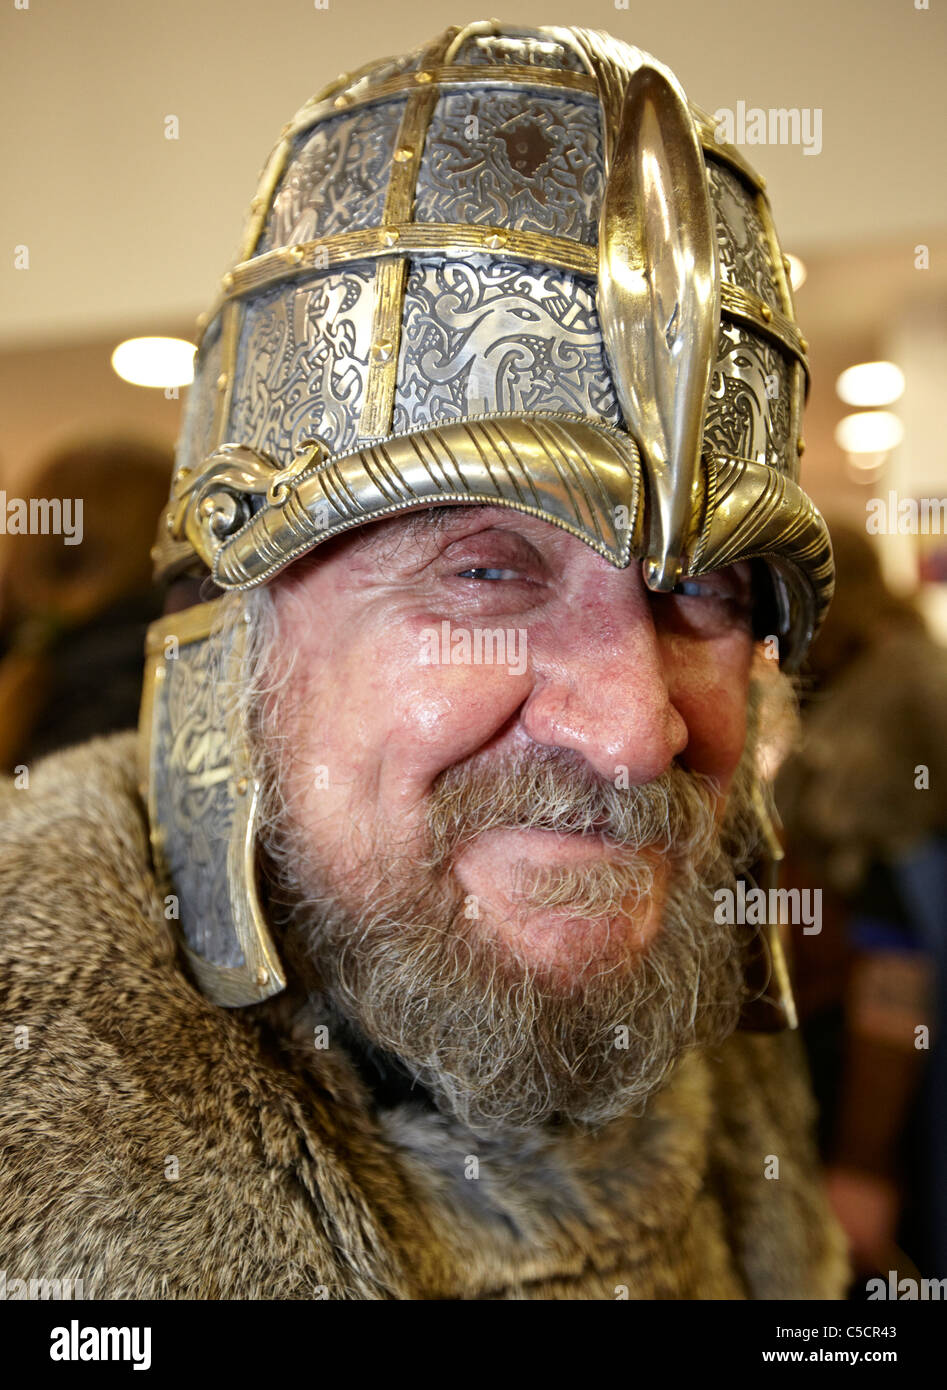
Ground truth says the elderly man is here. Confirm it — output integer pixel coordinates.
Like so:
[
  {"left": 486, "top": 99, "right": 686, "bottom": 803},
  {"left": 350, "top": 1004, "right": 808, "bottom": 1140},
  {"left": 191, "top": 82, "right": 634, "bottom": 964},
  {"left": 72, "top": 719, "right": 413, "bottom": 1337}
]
[{"left": 0, "top": 21, "right": 846, "bottom": 1299}]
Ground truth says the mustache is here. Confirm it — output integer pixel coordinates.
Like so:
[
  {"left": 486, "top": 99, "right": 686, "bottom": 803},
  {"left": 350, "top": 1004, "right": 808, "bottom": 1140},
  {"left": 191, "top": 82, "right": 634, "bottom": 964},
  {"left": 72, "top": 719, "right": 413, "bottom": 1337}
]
[{"left": 422, "top": 746, "right": 725, "bottom": 869}]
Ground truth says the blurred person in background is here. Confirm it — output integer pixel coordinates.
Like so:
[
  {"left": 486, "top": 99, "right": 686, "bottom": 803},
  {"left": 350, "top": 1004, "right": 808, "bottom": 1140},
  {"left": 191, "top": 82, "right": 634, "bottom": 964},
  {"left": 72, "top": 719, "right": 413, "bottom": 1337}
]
[
  {"left": 777, "top": 520, "right": 947, "bottom": 1287},
  {"left": 0, "top": 436, "right": 171, "bottom": 771}
]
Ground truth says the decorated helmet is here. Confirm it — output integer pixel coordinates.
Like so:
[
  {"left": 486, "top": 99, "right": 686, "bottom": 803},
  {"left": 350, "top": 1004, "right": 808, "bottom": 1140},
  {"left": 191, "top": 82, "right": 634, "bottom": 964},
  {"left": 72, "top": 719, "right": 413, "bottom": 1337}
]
[{"left": 140, "top": 20, "right": 831, "bottom": 1013}]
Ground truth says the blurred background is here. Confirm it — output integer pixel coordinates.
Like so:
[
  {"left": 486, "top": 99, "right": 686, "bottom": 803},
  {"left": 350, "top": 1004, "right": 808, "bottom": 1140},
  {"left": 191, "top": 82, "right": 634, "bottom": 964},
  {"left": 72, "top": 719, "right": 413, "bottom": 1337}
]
[{"left": 1, "top": 0, "right": 945, "bottom": 1294}]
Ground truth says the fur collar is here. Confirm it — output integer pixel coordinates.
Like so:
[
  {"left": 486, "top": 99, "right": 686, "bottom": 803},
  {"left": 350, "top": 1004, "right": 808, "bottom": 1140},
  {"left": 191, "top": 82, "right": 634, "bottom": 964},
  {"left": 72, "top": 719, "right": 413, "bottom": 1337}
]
[{"left": 0, "top": 732, "right": 848, "bottom": 1299}]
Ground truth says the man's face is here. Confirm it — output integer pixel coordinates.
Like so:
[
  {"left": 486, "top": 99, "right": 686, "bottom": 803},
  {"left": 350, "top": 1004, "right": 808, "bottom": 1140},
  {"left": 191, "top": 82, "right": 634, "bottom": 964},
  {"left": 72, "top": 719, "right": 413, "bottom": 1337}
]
[{"left": 255, "top": 504, "right": 763, "bottom": 1130}]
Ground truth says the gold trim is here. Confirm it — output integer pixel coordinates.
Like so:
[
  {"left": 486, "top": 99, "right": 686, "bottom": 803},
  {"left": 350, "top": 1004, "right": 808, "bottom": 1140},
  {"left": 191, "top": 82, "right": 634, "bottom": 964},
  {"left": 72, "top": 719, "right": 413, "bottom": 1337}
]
[
  {"left": 693, "top": 453, "right": 834, "bottom": 659},
  {"left": 754, "top": 189, "right": 795, "bottom": 322},
  {"left": 358, "top": 258, "right": 408, "bottom": 439},
  {"left": 281, "top": 62, "right": 766, "bottom": 193},
  {"left": 211, "top": 300, "right": 240, "bottom": 448},
  {"left": 719, "top": 283, "right": 810, "bottom": 378},
  {"left": 692, "top": 109, "right": 769, "bottom": 193},
  {"left": 357, "top": 29, "right": 452, "bottom": 439},
  {"left": 597, "top": 58, "right": 719, "bottom": 591},
  {"left": 219, "top": 223, "right": 597, "bottom": 300},
  {"left": 240, "top": 136, "right": 294, "bottom": 263},
  {"left": 193, "top": 136, "right": 294, "bottom": 346},
  {"left": 144, "top": 598, "right": 228, "bottom": 656},
  {"left": 296, "top": 63, "right": 600, "bottom": 129},
  {"left": 301, "top": 48, "right": 414, "bottom": 113},
  {"left": 197, "top": 223, "right": 808, "bottom": 374},
  {"left": 211, "top": 414, "right": 645, "bottom": 589}
]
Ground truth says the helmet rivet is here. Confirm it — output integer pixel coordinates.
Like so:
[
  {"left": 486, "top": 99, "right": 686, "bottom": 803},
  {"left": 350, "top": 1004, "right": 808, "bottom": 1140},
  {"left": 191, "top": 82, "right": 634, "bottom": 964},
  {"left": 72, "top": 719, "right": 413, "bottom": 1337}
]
[
  {"left": 759, "top": 302, "right": 773, "bottom": 322},
  {"left": 484, "top": 231, "right": 509, "bottom": 250},
  {"left": 799, "top": 336, "right": 809, "bottom": 353},
  {"left": 782, "top": 254, "right": 792, "bottom": 272},
  {"left": 371, "top": 339, "right": 394, "bottom": 361},
  {"left": 333, "top": 95, "right": 349, "bottom": 108},
  {"left": 222, "top": 272, "right": 234, "bottom": 290},
  {"left": 759, "top": 175, "right": 767, "bottom": 190},
  {"left": 796, "top": 438, "right": 806, "bottom": 456},
  {"left": 381, "top": 228, "right": 400, "bottom": 247},
  {"left": 415, "top": 70, "right": 433, "bottom": 83},
  {"left": 216, "top": 373, "right": 228, "bottom": 391},
  {"left": 255, "top": 966, "right": 269, "bottom": 987},
  {"left": 196, "top": 312, "right": 208, "bottom": 330},
  {"left": 393, "top": 146, "right": 414, "bottom": 163},
  {"left": 236, "top": 776, "right": 249, "bottom": 795},
  {"left": 288, "top": 245, "right": 306, "bottom": 264}
]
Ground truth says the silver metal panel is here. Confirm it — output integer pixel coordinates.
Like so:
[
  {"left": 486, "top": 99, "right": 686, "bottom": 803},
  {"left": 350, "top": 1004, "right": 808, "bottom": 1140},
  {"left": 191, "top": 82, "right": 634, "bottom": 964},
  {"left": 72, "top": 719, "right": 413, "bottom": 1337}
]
[
  {"left": 257, "top": 99, "right": 407, "bottom": 253},
  {"left": 393, "top": 256, "right": 622, "bottom": 427},
  {"left": 227, "top": 267, "right": 377, "bottom": 460},
  {"left": 414, "top": 92, "right": 603, "bottom": 244},
  {"left": 707, "top": 159, "right": 783, "bottom": 313},
  {"left": 705, "top": 320, "right": 793, "bottom": 471}
]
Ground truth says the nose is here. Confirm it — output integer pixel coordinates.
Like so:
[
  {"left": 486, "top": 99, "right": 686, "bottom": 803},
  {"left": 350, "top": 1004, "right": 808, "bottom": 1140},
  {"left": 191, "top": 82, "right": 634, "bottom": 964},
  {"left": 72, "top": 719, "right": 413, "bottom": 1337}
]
[{"left": 518, "top": 577, "right": 688, "bottom": 785}]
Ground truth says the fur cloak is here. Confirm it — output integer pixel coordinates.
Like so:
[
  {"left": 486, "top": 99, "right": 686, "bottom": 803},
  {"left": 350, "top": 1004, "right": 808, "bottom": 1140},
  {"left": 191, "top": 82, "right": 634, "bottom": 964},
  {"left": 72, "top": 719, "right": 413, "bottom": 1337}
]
[{"left": 0, "top": 733, "right": 849, "bottom": 1299}]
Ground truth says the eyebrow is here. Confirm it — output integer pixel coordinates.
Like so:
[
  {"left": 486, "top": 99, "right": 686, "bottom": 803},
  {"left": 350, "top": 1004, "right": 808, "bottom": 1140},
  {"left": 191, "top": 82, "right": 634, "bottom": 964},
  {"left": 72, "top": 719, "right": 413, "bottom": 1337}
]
[
  {"left": 350, "top": 502, "right": 499, "bottom": 554},
  {"left": 348, "top": 504, "right": 757, "bottom": 600}
]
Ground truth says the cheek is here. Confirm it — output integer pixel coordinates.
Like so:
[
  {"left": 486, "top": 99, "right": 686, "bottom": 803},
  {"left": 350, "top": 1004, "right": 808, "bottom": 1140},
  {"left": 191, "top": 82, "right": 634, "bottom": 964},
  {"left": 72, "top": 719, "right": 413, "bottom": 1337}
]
[
  {"left": 369, "top": 616, "right": 532, "bottom": 800},
  {"left": 273, "top": 600, "right": 532, "bottom": 826},
  {"left": 664, "top": 633, "right": 753, "bottom": 788}
]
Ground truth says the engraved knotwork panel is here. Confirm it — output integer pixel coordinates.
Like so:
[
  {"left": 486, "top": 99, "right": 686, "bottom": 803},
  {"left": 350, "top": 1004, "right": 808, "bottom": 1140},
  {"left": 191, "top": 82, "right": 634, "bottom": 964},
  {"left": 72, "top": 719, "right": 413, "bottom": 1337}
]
[
  {"left": 150, "top": 634, "right": 244, "bottom": 968},
  {"left": 393, "top": 256, "right": 622, "bottom": 426},
  {"left": 703, "top": 320, "right": 793, "bottom": 470},
  {"left": 257, "top": 100, "right": 407, "bottom": 253},
  {"left": 415, "top": 92, "right": 603, "bottom": 243},
  {"left": 707, "top": 160, "right": 782, "bottom": 312},
  {"left": 228, "top": 268, "right": 377, "bottom": 460}
]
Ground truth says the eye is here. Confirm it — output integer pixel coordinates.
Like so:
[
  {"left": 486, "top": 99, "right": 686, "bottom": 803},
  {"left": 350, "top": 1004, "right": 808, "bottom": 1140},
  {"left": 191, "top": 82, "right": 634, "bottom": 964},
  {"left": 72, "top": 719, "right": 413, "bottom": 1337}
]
[
  {"left": 657, "top": 567, "right": 754, "bottom": 636},
  {"left": 673, "top": 578, "right": 713, "bottom": 598},
  {"left": 455, "top": 567, "right": 522, "bottom": 581}
]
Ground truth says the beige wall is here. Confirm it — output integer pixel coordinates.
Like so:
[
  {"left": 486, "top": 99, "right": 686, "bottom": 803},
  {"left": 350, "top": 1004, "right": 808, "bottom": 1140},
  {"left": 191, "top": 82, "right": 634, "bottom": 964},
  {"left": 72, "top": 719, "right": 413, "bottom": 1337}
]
[{"left": 0, "top": 323, "right": 185, "bottom": 493}]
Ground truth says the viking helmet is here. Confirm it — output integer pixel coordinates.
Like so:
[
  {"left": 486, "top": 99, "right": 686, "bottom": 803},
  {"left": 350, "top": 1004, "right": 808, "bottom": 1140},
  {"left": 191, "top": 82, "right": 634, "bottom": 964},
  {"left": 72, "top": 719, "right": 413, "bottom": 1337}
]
[{"left": 140, "top": 20, "right": 832, "bottom": 1014}]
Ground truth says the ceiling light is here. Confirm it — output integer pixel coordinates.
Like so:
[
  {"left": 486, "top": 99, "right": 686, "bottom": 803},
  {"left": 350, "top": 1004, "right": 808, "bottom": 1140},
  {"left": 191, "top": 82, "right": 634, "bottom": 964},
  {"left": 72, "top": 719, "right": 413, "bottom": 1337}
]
[
  {"left": 835, "top": 410, "right": 904, "bottom": 455},
  {"left": 836, "top": 361, "right": 905, "bottom": 407},
  {"left": 785, "top": 253, "right": 806, "bottom": 292},
  {"left": 111, "top": 336, "right": 196, "bottom": 388}
]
